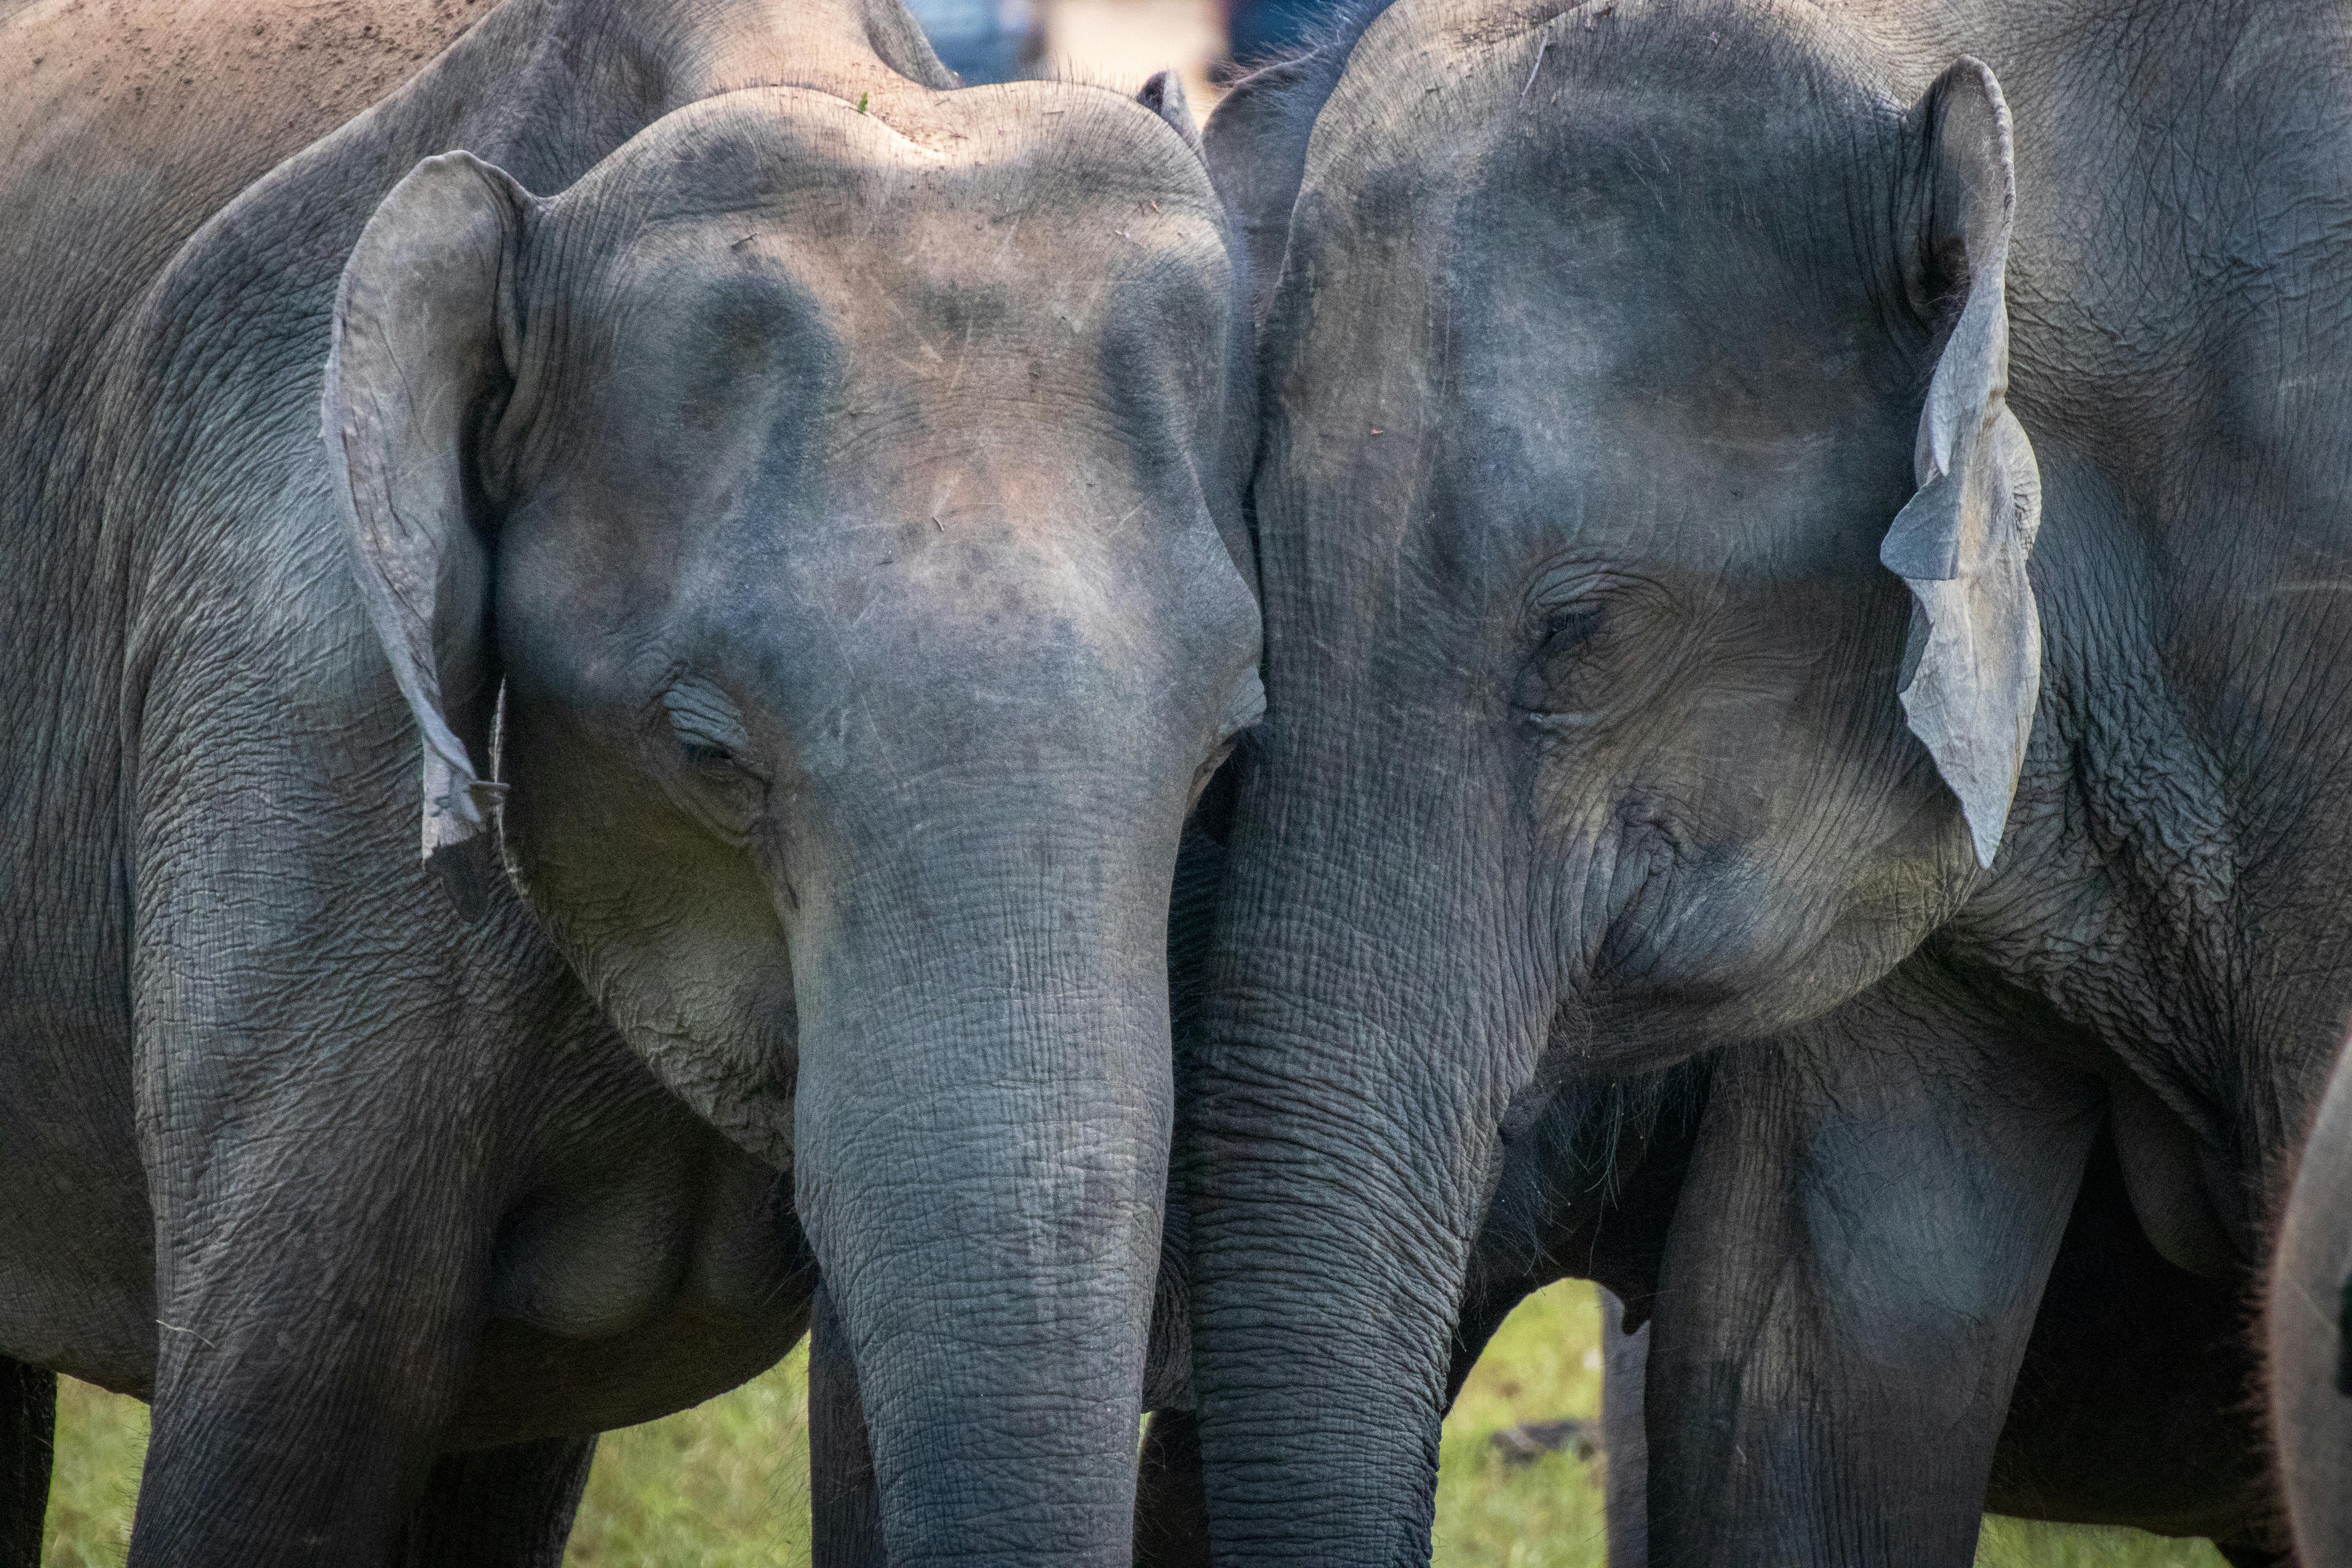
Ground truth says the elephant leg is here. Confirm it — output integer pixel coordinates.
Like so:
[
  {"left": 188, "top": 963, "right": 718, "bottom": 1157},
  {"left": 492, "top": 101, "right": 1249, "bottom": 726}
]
[
  {"left": 133, "top": 1336, "right": 456, "bottom": 1564},
  {"left": 1132, "top": 1409, "right": 1211, "bottom": 1568},
  {"left": 392, "top": 1435, "right": 596, "bottom": 1568},
  {"left": 1643, "top": 991, "right": 2100, "bottom": 1568},
  {"left": 1599, "top": 1290, "right": 1648, "bottom": 1568},
  {"left": 1986, "top": 1128, "right": 2275, "bottom": 1544},
  {"left": 809, "top": 1281, "right": 885, "bottom": 1568},
  {"left": 0, "top": 1356, "right": 54, "bottom": 1568},
  {"left": 127, "top": 1065, "right": 508, "bottom": 1565},
  {"left": 131, "top": 1212, "right": 491, "bottom": 1567}
]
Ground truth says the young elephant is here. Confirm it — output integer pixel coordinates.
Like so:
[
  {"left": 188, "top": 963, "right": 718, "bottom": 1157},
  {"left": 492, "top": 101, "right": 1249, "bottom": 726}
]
[
  {"left": 0, "top": 0, "right": 1258, "bottom": 1561},
  {"left": 1183, "top": 0, "right": 2352, "bottom": 1561}
]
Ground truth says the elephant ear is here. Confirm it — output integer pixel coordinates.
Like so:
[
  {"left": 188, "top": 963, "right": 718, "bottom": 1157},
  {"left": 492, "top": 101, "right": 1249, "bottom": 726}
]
[
  {"left": 1201, "top": 45, "right": 1342, "bottom": 323},
  {"left": 322, "top": 151, "right": 530, "bottom": 919},
  {"left": 1879, "top": 59, "right": 2043, "bottom": 870},
  {"left": 1139, "top": 69, "right": 1203, "bottom": 154}
]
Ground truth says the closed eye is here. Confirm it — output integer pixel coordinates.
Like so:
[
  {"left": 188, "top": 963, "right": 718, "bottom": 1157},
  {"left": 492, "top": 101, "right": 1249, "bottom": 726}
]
[
  {"left": 1540, "top": 604, "right": 1605, "bottom": 650},
  {"left": 1515, "top": 600, "right": 1610, "bottom": 714},
  {"left": 662, "top": 677, "right": 758, "bottom": 775}
]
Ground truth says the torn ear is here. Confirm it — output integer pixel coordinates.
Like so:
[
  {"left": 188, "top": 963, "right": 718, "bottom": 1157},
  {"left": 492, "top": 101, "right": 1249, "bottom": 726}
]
[
  {"left": 1878, "top": 58, "right": 2043, "bottom": 870},
  {"left": 322, "top": 151, "right": 531, "bottom": 919},
  {"left": 1139, "top": 69, "right": 1202, "bottom": 152}
]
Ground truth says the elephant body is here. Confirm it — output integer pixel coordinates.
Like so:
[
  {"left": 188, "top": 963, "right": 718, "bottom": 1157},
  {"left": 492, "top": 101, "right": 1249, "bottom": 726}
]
[
  {"left": 0, "top": 0, "right": 1258, "bottom": 1561},
  {"left": 2, "top": 11, "right": 805, "bottom": 1550},
  {"left": 1189, "top": 0, "right": 2352, "bottom": 1561}
]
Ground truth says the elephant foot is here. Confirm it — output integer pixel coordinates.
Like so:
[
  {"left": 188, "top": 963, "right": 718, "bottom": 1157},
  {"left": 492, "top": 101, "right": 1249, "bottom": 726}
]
[
  {"left": 394, "top": 1434, "right": 598, "bottom": 1568},
  {"left": 0, "top": 1356, "right": 54, "bottom": 1568}
]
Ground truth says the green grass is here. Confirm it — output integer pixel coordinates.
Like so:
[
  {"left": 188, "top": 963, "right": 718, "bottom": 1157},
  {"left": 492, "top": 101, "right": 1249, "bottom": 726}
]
[
  {"left": 565, "top": 1340, "right": 813, "bottom": 1566},
  {"left": 41, "top": 1282, "right": 2227, "bottom": 1565}
]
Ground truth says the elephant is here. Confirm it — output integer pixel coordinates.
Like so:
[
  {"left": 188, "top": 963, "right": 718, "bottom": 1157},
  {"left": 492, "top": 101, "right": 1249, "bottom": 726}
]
[
  {"left": 1180, "top": 0, "right": 2352, "bottom": 1561},
  {"left": 0, "top": 0, "right": 1261, "bottom": 1559}
]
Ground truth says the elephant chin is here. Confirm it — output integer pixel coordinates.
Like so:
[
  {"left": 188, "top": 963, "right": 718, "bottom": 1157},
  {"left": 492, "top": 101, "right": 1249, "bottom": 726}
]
[
  {"left": 517, "top": 852, "right": 803, "bottom": 1172},
  {"left": 592, "top": 953, "right": 800, "bottom": 1174}
]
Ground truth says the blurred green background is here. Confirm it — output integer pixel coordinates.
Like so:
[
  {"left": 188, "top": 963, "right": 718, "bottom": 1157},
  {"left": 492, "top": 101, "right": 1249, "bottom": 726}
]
[{"left": 40, "top": 1281, "right": 2224, "bottom": 1567}]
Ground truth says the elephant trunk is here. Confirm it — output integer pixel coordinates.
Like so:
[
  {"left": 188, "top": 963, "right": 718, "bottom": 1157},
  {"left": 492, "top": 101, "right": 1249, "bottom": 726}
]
[
  {"left": 790, "top": 796, "right": 1174, "bottom": 1566},
  {"left": 1180, "top": 740, "right": 1548, "bottom": 1562}
]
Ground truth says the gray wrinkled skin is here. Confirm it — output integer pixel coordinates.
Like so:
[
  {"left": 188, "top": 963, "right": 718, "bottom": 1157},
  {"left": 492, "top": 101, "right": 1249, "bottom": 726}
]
[
  {"left": 0, "top": 0, "right": 1258, "bottom": 1561},
  {"left": 1188, "top": 0, "right": 2352, "bottom": 1562}
]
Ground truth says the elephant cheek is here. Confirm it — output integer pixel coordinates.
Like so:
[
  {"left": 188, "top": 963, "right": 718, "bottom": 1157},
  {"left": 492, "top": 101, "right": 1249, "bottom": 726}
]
[{"left": 510, "top": 801, "right": 802, "bottom": 1168}]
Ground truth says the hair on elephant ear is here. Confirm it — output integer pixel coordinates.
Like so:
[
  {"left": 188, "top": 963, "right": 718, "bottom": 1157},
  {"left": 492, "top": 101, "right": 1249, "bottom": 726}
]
[
  {"left": 323, "top": 151, "right": 532, "bottom": 921},
  {"left": 1879, "top": 57, "right": 2043, "bottom": 870}
]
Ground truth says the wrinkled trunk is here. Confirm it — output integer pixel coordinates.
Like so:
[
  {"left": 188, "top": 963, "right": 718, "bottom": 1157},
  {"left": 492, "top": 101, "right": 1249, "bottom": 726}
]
[
  {"left": 1180, "top": 737, "right": 1546, "bottom": 1563},
  {"left": 791, "top": 799, "right": 1173, "bottom": 1567}
]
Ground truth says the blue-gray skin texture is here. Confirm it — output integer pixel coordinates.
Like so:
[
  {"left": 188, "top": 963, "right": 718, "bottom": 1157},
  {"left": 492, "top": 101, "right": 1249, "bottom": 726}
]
[
  {"left": 0, "top": 0, "right": 1261, "bottom": 1561},
  {"left": 1188, "top": 0, "right": 2352, "bottom": 1562}
]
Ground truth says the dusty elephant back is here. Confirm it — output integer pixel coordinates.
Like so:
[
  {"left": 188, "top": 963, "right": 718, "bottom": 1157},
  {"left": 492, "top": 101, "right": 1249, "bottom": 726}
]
[
  {"left": 0, "top": 0, "right": 496, "bottom": 898},
  {"left": 0, "top": 0, "right": 493, "bottom": 421}
]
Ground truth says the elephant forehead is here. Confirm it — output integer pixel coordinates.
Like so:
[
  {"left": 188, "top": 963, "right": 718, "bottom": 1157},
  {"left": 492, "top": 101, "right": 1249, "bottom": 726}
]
[
  {"left": 1294, "top": 0, "right": 1904, "bottom": 251},
  {"left": 543, "top": 87, "right": 1235, "bottom": 397},
  {"left": 560, "top": 83, "right": 1226, "bottom": 275},
  {"left": 1263, "top": 0, "right": 1922, "bottom": 585}
]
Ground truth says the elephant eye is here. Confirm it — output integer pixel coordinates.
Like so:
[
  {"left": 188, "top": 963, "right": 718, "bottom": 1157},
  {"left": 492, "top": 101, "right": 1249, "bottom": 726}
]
[
  {"left": 1515, "top": 601, "right": 1611, "bottom": 715},
  {"left": 662, "top": 678, "right": 756, "bottom": 774},
  {"left": 658, "top": 681, "right": 767, "bottom": 844},
  {"left": 1539, "top": 604, "right": 1605, "bottom": 653}
]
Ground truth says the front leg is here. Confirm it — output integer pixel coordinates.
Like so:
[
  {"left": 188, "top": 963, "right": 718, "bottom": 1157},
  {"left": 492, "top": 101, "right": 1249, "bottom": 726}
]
[
  {"left": 1644, "top": 978, "right": 2100, "bottom": 1568},
  {"left": 127, "top": 853, "right": 560, "bottom": 1563},
  {"left": 128, "top": 1105, "right": 507, "bottom": 1567},
  {"left": 0, "top": 1356, "right": 53, "bottom": 1568},
  {"left": 1600, "top": 1290, "right": 1648, "bottom": 1568}
]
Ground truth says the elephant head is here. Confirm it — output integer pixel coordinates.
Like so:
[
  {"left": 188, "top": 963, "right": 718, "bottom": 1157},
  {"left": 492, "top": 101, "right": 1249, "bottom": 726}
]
[
  {"left": 326, "top": 77, "right": 1259, "bottom": 1563},
  {"left": 1185, "top": 0, "right": 2039, "bottom": 1553}
]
